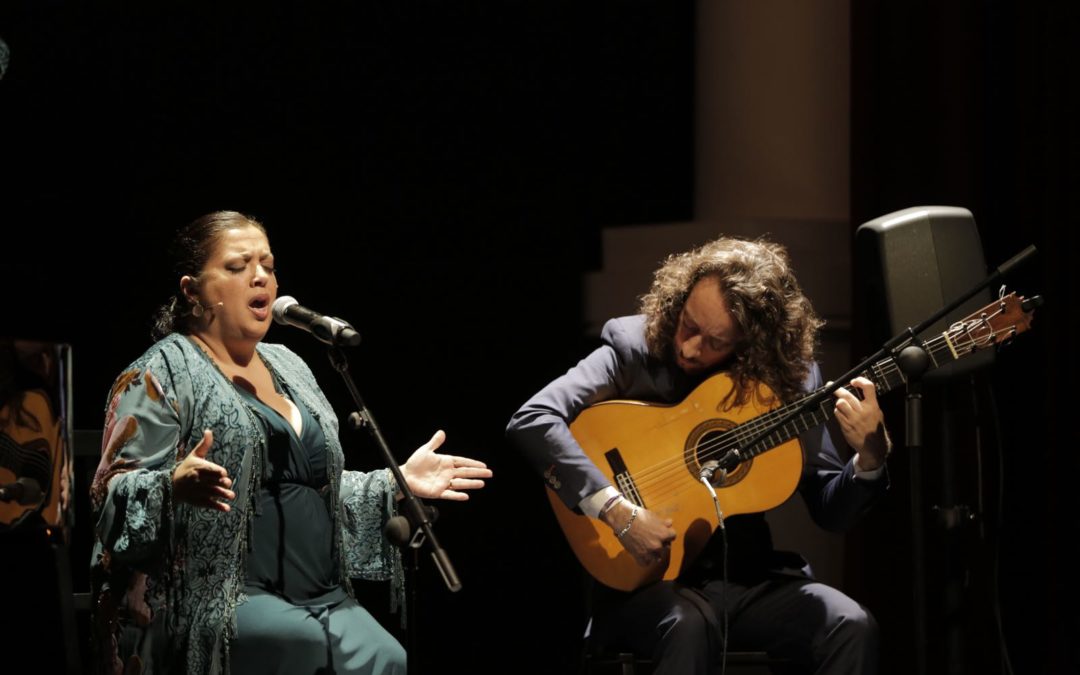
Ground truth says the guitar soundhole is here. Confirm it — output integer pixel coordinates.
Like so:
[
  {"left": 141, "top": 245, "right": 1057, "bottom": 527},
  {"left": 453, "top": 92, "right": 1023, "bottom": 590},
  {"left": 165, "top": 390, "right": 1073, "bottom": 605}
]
[{"left": 684, "top": 419, "right": 750, "bottom": 487}]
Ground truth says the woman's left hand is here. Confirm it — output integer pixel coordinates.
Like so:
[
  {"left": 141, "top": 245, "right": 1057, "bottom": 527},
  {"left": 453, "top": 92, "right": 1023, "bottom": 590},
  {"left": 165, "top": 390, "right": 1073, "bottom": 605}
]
[{"left": 400, "top": 430, "right": 492, "bottom": 501}]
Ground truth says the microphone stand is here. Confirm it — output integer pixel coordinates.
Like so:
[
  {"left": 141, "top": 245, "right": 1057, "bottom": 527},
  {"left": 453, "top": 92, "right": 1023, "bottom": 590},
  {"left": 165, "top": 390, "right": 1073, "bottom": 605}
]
[
  {"left": 897, "top": 343, "right": 930, "bottom": 675},
  {"left": 709, "top": 244, "right": 1036, "bottom": 675},
  {"left": 324, "top": 344, "right": 462, "bottom": 675}
]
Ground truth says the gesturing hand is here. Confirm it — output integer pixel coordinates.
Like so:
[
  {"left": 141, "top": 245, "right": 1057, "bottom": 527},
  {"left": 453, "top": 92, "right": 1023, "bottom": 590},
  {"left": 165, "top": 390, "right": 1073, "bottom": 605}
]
[
  {"left": 400, "top": 430, "right": 492, "bottom": 501},
  {"left": 172, "top": 429, "right": 235, "bottom": 512}
]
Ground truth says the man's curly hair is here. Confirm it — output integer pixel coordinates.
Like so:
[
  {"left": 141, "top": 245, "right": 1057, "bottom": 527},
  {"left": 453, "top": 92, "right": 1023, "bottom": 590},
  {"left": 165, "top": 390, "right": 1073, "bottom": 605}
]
[{"left": 638, "top": 236, "right": 823, "bottom": 405}]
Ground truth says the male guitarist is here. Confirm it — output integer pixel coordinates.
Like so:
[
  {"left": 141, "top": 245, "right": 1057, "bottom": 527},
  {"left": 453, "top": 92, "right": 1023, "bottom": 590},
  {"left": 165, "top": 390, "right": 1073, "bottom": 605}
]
[{"left": 507, "top": 236, "right": 892, "bottom": 674}]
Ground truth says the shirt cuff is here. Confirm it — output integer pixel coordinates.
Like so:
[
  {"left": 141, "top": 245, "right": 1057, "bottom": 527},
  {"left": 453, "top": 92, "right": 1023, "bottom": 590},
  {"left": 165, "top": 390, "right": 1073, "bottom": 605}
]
[
  {"left": 579, "top": 486, "right": 621, "bottom": 518},
  {"left": 853, "top": 456, "right": 886, "bottom": 481}
]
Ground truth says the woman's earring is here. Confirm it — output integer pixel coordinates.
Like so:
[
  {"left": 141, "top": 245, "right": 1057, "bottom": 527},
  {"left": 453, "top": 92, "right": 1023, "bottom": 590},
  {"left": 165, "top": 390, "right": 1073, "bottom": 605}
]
[{"left": 191, "top": 302, "right": 204, "bottom": 318}]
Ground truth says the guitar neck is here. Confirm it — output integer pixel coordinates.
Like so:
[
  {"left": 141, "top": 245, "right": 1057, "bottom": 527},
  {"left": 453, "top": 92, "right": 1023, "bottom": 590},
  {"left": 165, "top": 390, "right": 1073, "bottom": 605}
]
[{"left": 734, "top": 320, "right": 982, "bottom": 459}]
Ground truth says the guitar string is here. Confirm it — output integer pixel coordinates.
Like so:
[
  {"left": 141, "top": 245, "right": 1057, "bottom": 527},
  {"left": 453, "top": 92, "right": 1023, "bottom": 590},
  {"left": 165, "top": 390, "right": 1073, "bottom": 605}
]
[
  {"left": 630, "top": 314, "right": 1006, "bottom": 501},
  {"left": 622, "top": 333, "right": 953, "bottom": 498},
  {"left": 625, "top": 310, "right": 1011, "bottom": 502},
  {"left": 625, "top": 330, "right": 962, "bottom": 502},
  {"left": 616, "top": 309, "right": 1011, "bottom": 503}
]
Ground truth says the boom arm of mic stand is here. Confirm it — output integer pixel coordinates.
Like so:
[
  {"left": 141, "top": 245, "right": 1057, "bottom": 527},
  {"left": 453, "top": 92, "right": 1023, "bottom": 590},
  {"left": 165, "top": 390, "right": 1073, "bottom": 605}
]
[{"left": 326, "top": 345, "right": 462, "bottom": 593}]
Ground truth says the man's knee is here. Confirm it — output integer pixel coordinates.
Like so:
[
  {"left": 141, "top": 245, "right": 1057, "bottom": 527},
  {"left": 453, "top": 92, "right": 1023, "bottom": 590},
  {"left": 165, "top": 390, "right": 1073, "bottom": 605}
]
[
  {"left": 824, "top": 605, "right": 879, "bottom": 674},
  {"left": 841, "top": 606, "right": 878, "bottom": 642}
]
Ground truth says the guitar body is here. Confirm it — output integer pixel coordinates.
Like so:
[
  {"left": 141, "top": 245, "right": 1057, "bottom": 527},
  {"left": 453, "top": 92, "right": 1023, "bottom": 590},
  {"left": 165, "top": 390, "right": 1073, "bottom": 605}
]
[{"left": 547, "top": 372, "right": 803, "bottom": 591}]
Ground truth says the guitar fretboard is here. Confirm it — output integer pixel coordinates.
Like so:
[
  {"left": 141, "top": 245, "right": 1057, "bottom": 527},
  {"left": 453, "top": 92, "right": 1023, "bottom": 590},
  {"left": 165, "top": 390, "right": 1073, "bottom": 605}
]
[{"left": 728, "top": 306, "right": 1010, "bottom": 459}]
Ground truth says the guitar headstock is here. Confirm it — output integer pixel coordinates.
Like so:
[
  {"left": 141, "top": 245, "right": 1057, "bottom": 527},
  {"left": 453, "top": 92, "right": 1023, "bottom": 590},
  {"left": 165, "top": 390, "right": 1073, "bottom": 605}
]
[{"left": 948, "top": 290, "right": 1041, "bottom": 353}]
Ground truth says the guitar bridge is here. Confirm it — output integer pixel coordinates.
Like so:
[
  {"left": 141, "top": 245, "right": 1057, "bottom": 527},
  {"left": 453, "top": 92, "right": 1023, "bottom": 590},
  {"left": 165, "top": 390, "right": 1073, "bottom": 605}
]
[{"left": 604, "top": 448, "right": 645, "bottom": 508}]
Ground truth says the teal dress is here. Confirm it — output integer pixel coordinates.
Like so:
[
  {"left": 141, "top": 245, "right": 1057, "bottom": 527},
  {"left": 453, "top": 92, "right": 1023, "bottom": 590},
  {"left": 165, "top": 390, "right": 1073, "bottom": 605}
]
[
  {"left": 90, "top": 334, "right": 405, "bottom": 675},
  {"left": 230, "top": 380, "right": 404, "bottom": 674}
]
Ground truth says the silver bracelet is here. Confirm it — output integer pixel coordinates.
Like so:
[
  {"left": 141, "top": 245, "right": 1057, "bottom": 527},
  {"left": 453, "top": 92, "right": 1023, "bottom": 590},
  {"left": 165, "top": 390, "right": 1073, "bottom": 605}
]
[{"left": 616, "top": 505, "right": 639, "bottom": 539}]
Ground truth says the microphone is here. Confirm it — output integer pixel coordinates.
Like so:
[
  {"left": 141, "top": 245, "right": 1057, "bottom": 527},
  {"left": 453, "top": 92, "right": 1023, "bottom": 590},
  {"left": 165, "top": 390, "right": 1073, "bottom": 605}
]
[
  {"left": 272, "top": 296, "right": 361, "bottom": 347},
  {"left": 0, "top": 477, "right": 43, "bottom": 505},
  {"left": 699, "top": 460, "right": 725, "bottom": 483}
]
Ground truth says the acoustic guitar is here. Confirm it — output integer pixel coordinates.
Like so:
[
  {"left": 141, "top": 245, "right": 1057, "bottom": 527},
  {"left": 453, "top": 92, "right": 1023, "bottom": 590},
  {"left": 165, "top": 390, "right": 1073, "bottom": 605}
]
[{"left": 548, "top": 291, "right": 1038, "bottom": 591}]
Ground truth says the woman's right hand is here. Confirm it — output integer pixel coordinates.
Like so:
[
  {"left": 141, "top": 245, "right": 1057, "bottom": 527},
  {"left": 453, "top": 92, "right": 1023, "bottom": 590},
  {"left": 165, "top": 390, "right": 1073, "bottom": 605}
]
[
  {"left": 601, "top": 499, "right": 676, "bottom": 568},
  {"left": 172, "top": 429, "right": 235, "bottom": 512}
]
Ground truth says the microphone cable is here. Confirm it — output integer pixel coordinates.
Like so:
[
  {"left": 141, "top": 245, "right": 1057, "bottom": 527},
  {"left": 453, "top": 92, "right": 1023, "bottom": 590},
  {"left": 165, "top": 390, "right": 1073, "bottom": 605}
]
[{"left": 699, "top": 464, "right": 730, "bottom": 675}]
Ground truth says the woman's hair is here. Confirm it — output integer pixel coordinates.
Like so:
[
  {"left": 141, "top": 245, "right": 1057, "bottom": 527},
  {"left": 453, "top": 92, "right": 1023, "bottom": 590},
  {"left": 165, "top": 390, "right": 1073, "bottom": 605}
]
[
  {"left": 638, "top": 236, "right": 823, "bottom": 405},
  {"left": 150, "top": 211, "right": 266, "bottom": 341}
]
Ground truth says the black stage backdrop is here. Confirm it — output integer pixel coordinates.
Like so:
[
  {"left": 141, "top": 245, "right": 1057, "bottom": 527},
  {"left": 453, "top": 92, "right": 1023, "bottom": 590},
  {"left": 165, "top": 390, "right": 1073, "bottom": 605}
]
[
  {"left": 851, "top": 4, "right": 1079, "bottom": 675},
  {"left": 1, "top": 3, "right": 1076, "bottom": 674}
]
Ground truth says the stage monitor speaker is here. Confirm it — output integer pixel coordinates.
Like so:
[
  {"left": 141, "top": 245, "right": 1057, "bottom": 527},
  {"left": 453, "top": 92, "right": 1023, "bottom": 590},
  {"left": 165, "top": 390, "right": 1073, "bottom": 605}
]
[{"left": 855, "top": 205, "right": 995, "bottom": 382}]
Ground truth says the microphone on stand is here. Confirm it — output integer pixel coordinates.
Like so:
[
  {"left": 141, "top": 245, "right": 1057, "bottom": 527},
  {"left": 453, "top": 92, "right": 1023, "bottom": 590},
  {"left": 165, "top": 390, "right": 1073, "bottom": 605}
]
[{"left": 271, "top": 296, "right": 361, "bottom": 347}]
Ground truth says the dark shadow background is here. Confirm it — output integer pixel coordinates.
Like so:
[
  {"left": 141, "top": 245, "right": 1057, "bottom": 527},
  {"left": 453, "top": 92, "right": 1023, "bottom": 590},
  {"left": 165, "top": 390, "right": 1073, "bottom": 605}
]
[
  {"left": 0, "top": 2, "right": 1075, "bottom": 674},
  {"left": 849, "top": 3, "right": 1078, "bottom": 675}
]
